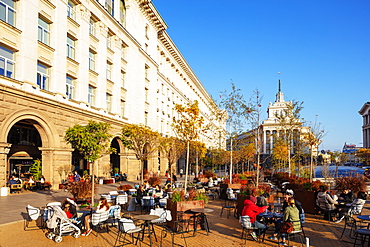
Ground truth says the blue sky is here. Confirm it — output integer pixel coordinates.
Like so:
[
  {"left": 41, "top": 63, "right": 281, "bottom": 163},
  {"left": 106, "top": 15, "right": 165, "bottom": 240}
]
[{"left": 153, "top": 0, "right": 370, "bottom": 151}]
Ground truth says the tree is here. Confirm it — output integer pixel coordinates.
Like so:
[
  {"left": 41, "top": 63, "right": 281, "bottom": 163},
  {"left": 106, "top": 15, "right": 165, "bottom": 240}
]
[
  {"left": 219, "top": 83, "right": 250, "bottom": 183},
  {"left": 302, "top": 119, "right": 326, "bottom": 181},
  {"left": 272, "top": 138, "right": 289, "bottom": 170},
  {"left": 65, "top": 120, "right": 113, "bottom": 205},
  {"left": 160, "top": 136, "right": 186, "bottom": 180},
  {"left": 357, "top": 148, "right": 370, "bottom": 165},
  {"left": 30, "top": 159, "right": 42, "bottom": 181},
  {"left": 120, "top": 123, "right": 161, "bottom": 184},
  {"left": 274, "top": 100, "right": 304, "bottom": 175},
  {"left": 189, "top": 140, "right": 207, "bottom": 174},
  {"left": 172, "top": 100, "right": 204, "bottom": 190}
]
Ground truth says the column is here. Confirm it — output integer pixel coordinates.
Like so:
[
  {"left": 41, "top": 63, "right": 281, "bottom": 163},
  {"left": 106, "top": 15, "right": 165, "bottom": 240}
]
[
  {"left": 39, "top": 147, "right": 73, "bottom": 190},
  {"left": 0, "top": 143, "right": 11, "bottom": 187}
]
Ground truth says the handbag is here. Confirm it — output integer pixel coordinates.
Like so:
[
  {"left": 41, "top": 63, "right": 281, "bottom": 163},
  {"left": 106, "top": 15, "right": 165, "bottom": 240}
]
[{"left": 280, "top": 222, "right": 294, "bottom": 233}]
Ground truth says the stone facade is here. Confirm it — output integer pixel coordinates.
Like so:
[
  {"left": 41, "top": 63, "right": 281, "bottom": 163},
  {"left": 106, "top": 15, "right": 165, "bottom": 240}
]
[
  {"left": 0, "top": 0, "right": 224, "bottom": 188},
  {"left": 359, "top": 102, "right": 370, "bottom": 149}
]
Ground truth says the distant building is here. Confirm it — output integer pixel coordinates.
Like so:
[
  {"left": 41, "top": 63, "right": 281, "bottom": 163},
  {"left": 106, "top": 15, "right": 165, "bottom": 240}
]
[
  {"left": 359, "top": 102, "right": 370, "bottom": 149},
  {"left": 342, "top": 143, "right": 362, "bottom": 163},
  {"left": 237, "top": 80, "right": 316, "bottom": 167}
]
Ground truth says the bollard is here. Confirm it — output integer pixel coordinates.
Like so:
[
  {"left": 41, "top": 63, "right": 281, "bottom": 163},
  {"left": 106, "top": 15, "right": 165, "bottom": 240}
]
[{"left": 306, "top": 237, "right": 309, "bottom": 247}]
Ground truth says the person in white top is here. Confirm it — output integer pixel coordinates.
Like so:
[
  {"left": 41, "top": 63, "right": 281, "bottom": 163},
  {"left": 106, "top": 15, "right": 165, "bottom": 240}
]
[{"left": 82, "top": 198, "right": 110, "bottom": 236}]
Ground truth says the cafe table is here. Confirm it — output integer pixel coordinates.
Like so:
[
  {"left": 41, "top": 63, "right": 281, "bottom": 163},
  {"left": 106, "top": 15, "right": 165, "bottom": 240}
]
[
  {"left": 188, "top": 208, "right": 214, "bottom": 236},
  {"left": 133, "top": 214, "right": 159, "bottom": 247}
]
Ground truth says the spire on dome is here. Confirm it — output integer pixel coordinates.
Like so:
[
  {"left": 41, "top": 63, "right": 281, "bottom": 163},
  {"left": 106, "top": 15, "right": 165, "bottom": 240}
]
[{"left": 275, "top": 79, "right": 285, "bottom": 102}]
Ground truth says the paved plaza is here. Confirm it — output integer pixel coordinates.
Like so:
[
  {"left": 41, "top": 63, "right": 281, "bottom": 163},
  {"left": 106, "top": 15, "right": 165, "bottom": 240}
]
[{"left": 0, "top": 180, "right": 367, "bottom": 247}]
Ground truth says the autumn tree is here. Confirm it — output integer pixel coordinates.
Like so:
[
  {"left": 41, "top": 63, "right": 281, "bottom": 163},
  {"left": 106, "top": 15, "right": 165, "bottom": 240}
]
[
  {"left": 272, "top": 138, "right": 289, "bottom": 170},
  {"left": 357, "top": 148, "right": 370, "bottom": 165},
  {"left": 160, "top": 136, "right": 186, "bottom": 177},
  {"left": 302, "top": 119, "right": 326, "bottom": 181},
  {"left": 219, "top": 83, "right": 250, "bottom": 183},
  {"left": 274, "top": 100, "right": 304, "bottom": 175},
  {"left": 65, "top": 120, "right": 113, "bottom": 204},
  {"left": 189, "top": 140, "right": 207, "bottom": 174},
  {"left": 172, "top": 100, "right": 204, "bottom": 190},
  {"left": 121, "top": 124, "right": 161, "bottom": 184}
]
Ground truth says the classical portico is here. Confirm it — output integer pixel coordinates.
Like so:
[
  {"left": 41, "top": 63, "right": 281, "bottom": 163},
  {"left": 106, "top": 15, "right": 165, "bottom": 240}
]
[{"left": 359, "top": 102, "right": 370, "bottom": 149}]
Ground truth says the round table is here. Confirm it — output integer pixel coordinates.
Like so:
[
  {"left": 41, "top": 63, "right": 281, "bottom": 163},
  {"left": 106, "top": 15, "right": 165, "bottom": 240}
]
[{"left": 133, "top": 215, "right": 159, "bottom": 246}]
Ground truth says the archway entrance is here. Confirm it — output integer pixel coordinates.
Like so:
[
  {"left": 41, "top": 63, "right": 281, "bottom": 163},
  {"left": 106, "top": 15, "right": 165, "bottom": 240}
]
[
  {"left": 7, "top": 120, "right": 42, "bottom": 178},
  {"left": 110, "top": 137, "right": 120, "bottom": 175}
]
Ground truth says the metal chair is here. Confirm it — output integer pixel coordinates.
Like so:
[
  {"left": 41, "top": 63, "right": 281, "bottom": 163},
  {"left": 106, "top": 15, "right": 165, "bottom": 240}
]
[
  {"left": 353, "top": 228, "right": 370, "bottom": 246},
  {"left": 220, "top": 198, "right": 236, "bottom": 219},
  {"left": 24, "top": 205, "right": 41, "bottom": 230},
  {"left": 278, "top": 220, "right": 305, "bottom": 247},
  {"left": 240, "top": 215, "right": 264, "bottom": 243},
  {"left": 91, "top": 211, "right": 110, "bottom": 236},
  {"left": 114, "top": 218, "right": 142, "bottom": 246},
  {"left": 116, "top": 194, "right": 128, "bottom": 210},
  {"left": 160, "top": 219, "right": 188, "bottom": 247}
]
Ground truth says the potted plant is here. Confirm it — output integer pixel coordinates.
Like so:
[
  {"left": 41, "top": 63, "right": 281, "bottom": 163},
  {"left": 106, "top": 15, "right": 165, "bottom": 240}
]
[{"left": 166, "top": 189, "right": 207, "bottom": 230}]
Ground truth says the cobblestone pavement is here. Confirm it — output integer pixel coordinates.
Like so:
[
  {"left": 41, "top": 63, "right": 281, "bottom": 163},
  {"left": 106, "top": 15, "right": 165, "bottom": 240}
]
[{"left": 0, "top": 181, "right": 368, "bottom": 247}]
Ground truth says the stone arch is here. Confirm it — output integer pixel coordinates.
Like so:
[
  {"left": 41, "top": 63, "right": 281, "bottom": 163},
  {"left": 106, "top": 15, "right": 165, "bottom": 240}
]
[
  {"left": 0, "top": 109, "right": 61, "bottom": 148},
  {"left": 0, "top": 109, "right": 71, "bottom": 188}
]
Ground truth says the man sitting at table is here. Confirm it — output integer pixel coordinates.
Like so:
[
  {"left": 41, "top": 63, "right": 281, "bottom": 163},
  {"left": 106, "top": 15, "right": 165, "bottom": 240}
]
[
  {"left": 335, "top": 190, "right": 366, "bottom": 223},
  {"left": 241, "top": 195, "right": 268, "bottom": 241}
]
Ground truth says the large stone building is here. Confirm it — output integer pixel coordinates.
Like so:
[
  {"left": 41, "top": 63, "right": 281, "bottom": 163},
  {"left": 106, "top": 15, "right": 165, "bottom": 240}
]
[
  {"left": 0, "top": 0, "right": 224, "bottom": 188},
  {"left": 359, "top": 102, "right": 370, "bottom": 149}
]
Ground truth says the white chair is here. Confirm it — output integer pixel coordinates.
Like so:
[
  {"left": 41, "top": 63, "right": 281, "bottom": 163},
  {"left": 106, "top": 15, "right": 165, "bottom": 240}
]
[
  {"left": 240, "top": 215, "right": 263, "bottom": 243},
  {"left": 24, "top": 205, "right": 41, "bottom": 230},
  {"left": 91, "top": 211, "right": 110, "bottom": 236},
  {"left": 116, "top": 194, "right": 128, "bottom": 207},
  {"left": 101, "top": 194, "right": 113, "bottom": 204},
  {"left": 108, "top": 205, "right": 121, "bottom": 226},
  {"left": 114, "top": 218, "right": 142, "bottom": 246},
  {"left": 46, "top": 202, "right": 62, "bottom": 207},
  {"left": 109, "top": 191, "right": 119, "bottom": 196}
]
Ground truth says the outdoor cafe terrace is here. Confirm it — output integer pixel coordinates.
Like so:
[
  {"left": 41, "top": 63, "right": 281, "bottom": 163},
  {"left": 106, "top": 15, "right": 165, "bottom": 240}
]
[{"left": 0, "top": 177, "right": 369, "bottom": 247}]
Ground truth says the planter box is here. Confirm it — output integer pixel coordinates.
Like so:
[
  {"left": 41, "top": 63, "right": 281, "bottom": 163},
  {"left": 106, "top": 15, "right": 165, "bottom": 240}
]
[
  {"left": 294, "top": 190, "right": 316, "bottom": 214},
  {"left": 219, "top": 183, "right": 241, "bottom": 199},
  {"left": 166, "top": 199, "right": 204, "bottom": 230},
  {"left": 103, "top": 179, "right": 114, "bottom": 184}
]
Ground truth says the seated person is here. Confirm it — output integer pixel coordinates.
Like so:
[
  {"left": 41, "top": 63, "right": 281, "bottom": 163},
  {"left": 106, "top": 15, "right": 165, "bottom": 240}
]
[
  {"left": 335, "top": 191, "right": 367, "bottom": 223},
  {"left": 278, "top": 198, "right": 301, "bottom": 246},
  {"left": 268, "top": 190, "right": 303, "bottom": 240},
  {"left": 338, "top": 187, "right": 355, "bottom": 203},
  {"left": 27, "top": 176, "right": 35, "bottom": 189},
  {"left": 6, "top": 176, "right": 18, "bottom": 186},
  {"left": 61, "top": 199, "right": 77, "bottom": 219},
  {"left": 154, "top": 185, "right": 163, "bottom": 197},
  {"left": 82, "top": 198, "right": 109, "bottom": 236},
  {"left": 316, "top": 185, "right": 338, "bottom": 220},
  {"left": 241, "top": 195, "right": 268, "bottom": 241}
]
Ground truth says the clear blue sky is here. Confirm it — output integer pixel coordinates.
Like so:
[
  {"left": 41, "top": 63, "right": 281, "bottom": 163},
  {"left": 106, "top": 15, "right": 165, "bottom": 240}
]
[{"left": 153, "top": 0, "right": 370, "bottom": 152}]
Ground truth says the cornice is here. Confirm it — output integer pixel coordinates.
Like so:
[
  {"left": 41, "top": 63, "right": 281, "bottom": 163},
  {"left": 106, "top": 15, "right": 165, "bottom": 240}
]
[{"left": 135, "top": 0, "right": 168, "bottom": 32}]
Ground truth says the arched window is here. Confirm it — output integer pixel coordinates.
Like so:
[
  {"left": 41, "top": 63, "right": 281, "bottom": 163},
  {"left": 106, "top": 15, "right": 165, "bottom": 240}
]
[{"left": 119, "top": 0, "right": 126, "bottom": 26}]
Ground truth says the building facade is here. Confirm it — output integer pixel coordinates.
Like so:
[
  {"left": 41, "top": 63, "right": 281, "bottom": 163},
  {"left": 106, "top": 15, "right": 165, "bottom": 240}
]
[
  {"left": 0, "top": 0, "right": 224, "bottom": 187},
  {"left": 359, "top": 102, "right": 370, "bottom": 149}
]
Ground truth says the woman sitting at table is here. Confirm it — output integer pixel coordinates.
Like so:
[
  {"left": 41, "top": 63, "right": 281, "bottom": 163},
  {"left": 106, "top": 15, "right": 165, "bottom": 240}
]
[
  {"left": 278, "top": 198, "right": 301, "bottom": 246},
  {"left": 316, "top": 185, "right": 338, "bottom": 220},
  {"left": 335, "top": 191, "right": 367, "bottom": 223},
  {"left": 82, "top": 198, "right": 109, "bottom": 236},
  {"left": 61, "top": 199, "right": 77, "bottom": 219},
  {"left": 241, "top": 195, "right": 268, "bottom": 241}
]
